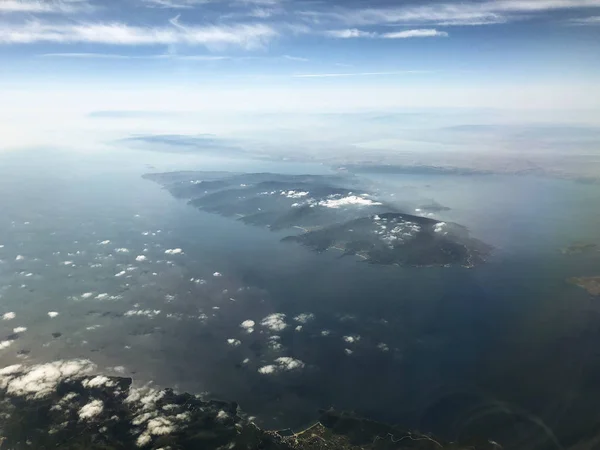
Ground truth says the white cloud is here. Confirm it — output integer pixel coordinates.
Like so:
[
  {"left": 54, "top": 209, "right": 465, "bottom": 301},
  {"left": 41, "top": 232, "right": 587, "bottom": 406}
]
[
  {"left": 78, "top": 399, "right": 104, "bottom": 420},
  {"left": 318, "top": 195, "right": 382, "bottom": 208},
  {"left": 305, "top": 0, "right": 600, "bottom": 27},
  {"left": 124, "top": 309, "right": 161, "bottom": 318},
  {"left": 13, "top": 327, "right": 27, "bottom": 333},
  {"left": 0, "top": 19, "right": 278, "bottom": 49},
  {"left": 282, "top": 54, "right": 308, "bottom": 62},
  {"left": 240, "top": 319, "right": 255, "bottom": 333},
  {"left": 81, "top": 375, "right": 114, "bottom": 388},
  {"left": 142, "top": 0, "right": 209, "bottom": 9},
  {"left": 258, "top": 356, "right": 305, "bottom": 374},
  {"left": 41, "top": 52, "right": 233, "bottom": 60},
  {"left": 260, "top": 313, "right": 287, "bottom": 331},
  {"left": 343, "top": 335, "right": 361, "bottom": 343},
  {"left": 165, "top": 248, "right": 183, "bottom": 255},
  {"left": 0, "top": 0, "right": 90, "bottom": 14},
  {"left": 48, "top": 311, "right": 59, "bottom": 318},
  {"left": 226, "top": 338, "right": 241, "bottom": 347},
  {"left": 275, "top": 356, "right": 305, "bottom": 370},
  {"left": 293, "top": 71, "right": 427, "bottom": 78},
  {"left": 136, "top": 255, "right": 147, "bottom": 261},
  {"left": 257, "top": 364, "right": 276, "bottom": 374},
  {"left": 213, "top": 271, "right": 222, "bottom": 277},
  {"left": 293, "top": 313, "right": 314, "bottom": 323},
  {"left": 2, "top": 312, "right": 16, "bottom": 321},
  {"left": 569, "top": 15, "right": 600, "bottom": 24},
  {"left": 326, "top": 28, "right": 447, "bottom": 39},
  {"left": 326, "top": 28, "right": 375, "bottom": 38},
  {"left": 0, "top": 341, "right": 14, "bottom": 350},
  {"left": 0, "top": 359, "right": 96, "bottom": 399},
  {"left": 382, "top": 29, "right": 448, "bottom": 38}
]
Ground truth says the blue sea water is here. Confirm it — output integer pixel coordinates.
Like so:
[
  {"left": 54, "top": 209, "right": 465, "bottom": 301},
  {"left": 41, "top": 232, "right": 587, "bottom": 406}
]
[{"left": 0, "top": 148, "right": 599, "bottom": 448}]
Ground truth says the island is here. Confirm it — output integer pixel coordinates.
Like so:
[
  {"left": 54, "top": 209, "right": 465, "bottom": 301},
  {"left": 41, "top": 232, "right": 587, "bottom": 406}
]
[
  {"left": 568, "top": 276, "right": 600, "bottom": 296},
  {"left": 143, "top": 171, "right": 491, "bottom": 268}
]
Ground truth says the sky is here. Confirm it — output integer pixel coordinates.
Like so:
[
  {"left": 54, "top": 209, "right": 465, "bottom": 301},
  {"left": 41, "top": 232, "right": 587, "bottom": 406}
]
[{"left": 1, "top": 0, "right": 600, "bottom": 155}]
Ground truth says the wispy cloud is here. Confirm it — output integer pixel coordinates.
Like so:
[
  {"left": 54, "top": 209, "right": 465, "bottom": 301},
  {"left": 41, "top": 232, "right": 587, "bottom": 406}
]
[
  {"left": 0, "top": 0, "right": 90, "bottom": 14},
  {"left": 0, "top": 19, "right": 277, "bottom": 48},
  {"left": 568, "top": 15, "right": 600, "bottom": 24},
  {"left": 382, "top": 29, "right": 448, "bottom": 38},
  {"left": 282, "top": 54, "right": 309, "bottom": 62},
  {"left": 302, "top": 0, "right": 600, "bottom": 27},
  {"left": 40, "top": 52, "right": 232, "bottom": 60},
  {"left": 326, "top": 28, "right": 448, "bottom": 39},
  {"left": 292, "top": 71, "right": 431, "bottom": 78},
  {"left": 326, "top": 29, "right": 375, "bottom": 38},
  {"left": 141, "top": 0, "right": 209, "bottom": 9}
]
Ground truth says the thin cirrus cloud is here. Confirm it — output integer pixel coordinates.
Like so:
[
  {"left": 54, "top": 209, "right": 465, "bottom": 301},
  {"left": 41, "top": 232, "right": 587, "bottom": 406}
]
[
  {"left": 40, "top": 52, "right": 233, "bottom": 60},
  {"left": 39, "top": 52, "right": 309, "bottom": 62},
  {"left": 301, "top": 0, "right": 600, "bottom": 27},
  {"left": 568, "top": 15, "right": 600, "bottom": 24},
  {"left": 326, "top": 28, "right": 448, "bottom": 39},
  {"left": 0, "top": 0, "right": 91, "bottom": 13},
  {"left": 292, "top": 71, "right": 431, "bottom": 78},
  {"left": 0, "top": 19, "right": 278, "bottom": 48},
  {"left": 141, "top": 0, "right": 211, "bottom": 9}
]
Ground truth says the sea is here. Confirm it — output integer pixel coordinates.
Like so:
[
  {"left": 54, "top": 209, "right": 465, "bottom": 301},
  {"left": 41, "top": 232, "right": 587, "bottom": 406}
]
[{"left": 1, "top": 147, "right": 600, "bottom": 449}]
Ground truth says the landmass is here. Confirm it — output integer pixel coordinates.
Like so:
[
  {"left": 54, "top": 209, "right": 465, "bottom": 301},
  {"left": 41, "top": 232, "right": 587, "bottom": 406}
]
[
  {"left": 0, "top": 360, "right": 495, "bottom": 450},
  {"left": 568, "top": 276, "right": 600, "bottom": 296},
  {"left": 143, "top": 171, "right": 491, "bottom": 268},
  {"left": 561, "top": 243, "right": 598, "bottom": 255}
]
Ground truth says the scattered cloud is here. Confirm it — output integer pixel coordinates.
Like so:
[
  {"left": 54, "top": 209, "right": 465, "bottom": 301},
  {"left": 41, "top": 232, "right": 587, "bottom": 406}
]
[
  {"left": 0, "top": 19, "right": 278, "bottom": 49},
  {"left": 141, "top": 0, "right": 210, "bottom": 9},
  {"left": 282, "top": 54, "right": 308, "bottom": 62},
  {"left": 302, "top": 0, "right": 600, "bottom": 27},
  {"left": 382, "top": 29, "right": 448, "bottom": 38},
  {"left": 0, "top": 0, "right": 91, "bottom": 14},
  {"left": 292, "top": 71, "right": 429, "bottom": 78},
  {"left": 568, "top": 15, "right": 600, "bottom": 24},
  {"left": 260, "top": 313, "right": 287, "bottom": 331},
  {"left": 326, "top": 28, "right": 448, "bottom": 39},
  {"left": 326, "top": 28, "right": 375, "bottom": 38}
]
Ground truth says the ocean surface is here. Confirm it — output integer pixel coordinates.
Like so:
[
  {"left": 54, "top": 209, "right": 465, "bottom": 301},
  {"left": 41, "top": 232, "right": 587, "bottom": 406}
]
[{"left": 1, "top": 148, "right": 600, "bottom": 448}]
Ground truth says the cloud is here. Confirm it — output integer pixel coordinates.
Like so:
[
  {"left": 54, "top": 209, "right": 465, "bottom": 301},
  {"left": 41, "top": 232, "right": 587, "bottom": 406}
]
[
  {"left": 260, "top": 313, "right": 287, "bottom": 331},
  {"left": 327, "top": 28, "right": 448, "bottom": 39},
  {"left": 141, "top": 0, "right": 210, "bottom": 8},
  {"left": 569, "top": 15, "right": 600, "bottom": 24},
  {"left": 303, "top": 0, "right": 600, "bottom": 27},
  {"left": 0, "top": 19, "right": 278, "bottom": 49},
  {"left": 326, "top": 28, "right": 375, "bottom": 38},
  {"left": 382, "top": 29, "right": 448, "bottom": 38},
  {"left": 292, "top": 71, "right": 429, "bottom": 78},
  {"left": 282, "top": 54, "right": 308, "bottom": 62},
  {"left": 0, "top": 0, "right": 90, "bottom": 14},
  {"left": 78, "top": 399, "right": 104, "bottom": 420}
]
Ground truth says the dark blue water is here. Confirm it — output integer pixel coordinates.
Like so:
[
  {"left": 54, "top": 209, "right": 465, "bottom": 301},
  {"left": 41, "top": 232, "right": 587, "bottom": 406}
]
[{"left": 0, "top": 149, "right": 599, "bottom": 448}]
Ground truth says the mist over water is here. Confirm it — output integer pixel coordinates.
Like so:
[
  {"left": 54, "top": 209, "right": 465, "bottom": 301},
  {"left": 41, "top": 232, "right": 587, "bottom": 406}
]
[{"left": 1, "top": 149, "right": 600, "bottom": 448}]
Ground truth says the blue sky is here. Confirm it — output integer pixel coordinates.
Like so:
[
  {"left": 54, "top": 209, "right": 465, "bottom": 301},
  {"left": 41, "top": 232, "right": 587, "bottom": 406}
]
[
  {"left": 1, "top": 0, "right": 600, "bottom": 155},
  {"left": 1, "top": 0, "right": 600, "bottom": 84}
]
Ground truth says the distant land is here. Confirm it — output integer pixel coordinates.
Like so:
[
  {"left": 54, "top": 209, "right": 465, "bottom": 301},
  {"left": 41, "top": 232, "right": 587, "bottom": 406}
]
[
  {"left": 569, "top": 276, "right": 600, "bottom": 296},
  {"left": 0, "top": 362, "right": 497, "bottom": 450},
  {"left": 144, "top": 171, "right": 491, "bottom": 268}
]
